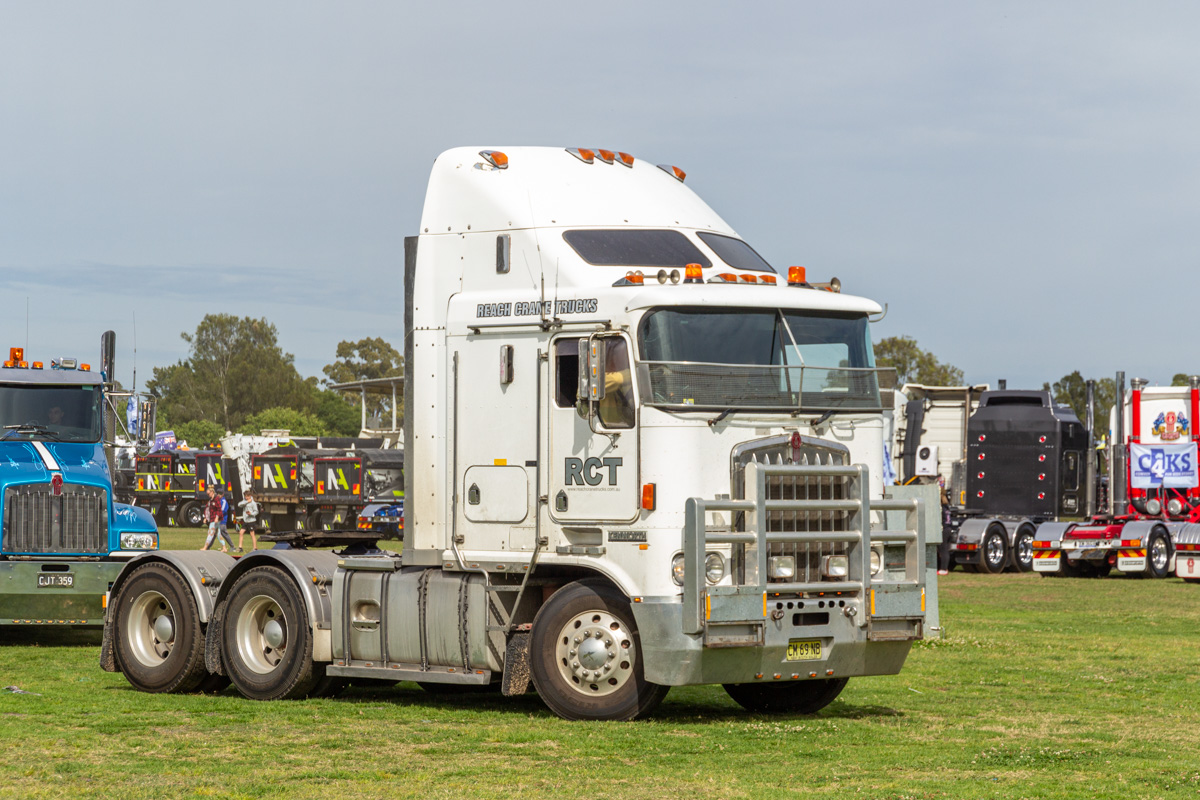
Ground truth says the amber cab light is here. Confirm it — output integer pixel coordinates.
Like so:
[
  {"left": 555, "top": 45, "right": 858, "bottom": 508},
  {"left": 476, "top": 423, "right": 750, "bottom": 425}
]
[
  {"left": 616, "top": 151, "right": 635, "bottom": 167},
  {"left": 9, "top": 347, "right": 23, "bottom": 363},
  {"left": 657, "top": 164, "right": 686, "bottom": 182},
  {"left": 708, "top": 273, "right": 738, "bottom": 284},
  {"left": 738, "top": 274, "right": 758, "bottom": 284},
  {"left": 595, "top": 149, "right": 615, "bottom": 164},
  {"left": 80, "top": 363, "right": 91, "bottom": 372},
  {"left": 787, "top": 266, "right": 807, "bottom": 285},
  {"left": 567, "top": 148, "right": 596, "bottom": 164},
  {"left": 759, "top": 275, "right": 777, "bottom": 285},
  {"left": 684, "top": 263, "right": 704, "bottom": 283},
  {"left": 31, "top": 361, "right": 43, "bottom": 369},
  {"left": 479, "top": 150, "right": 509, "bottom": 169},
  {"left": 625, "top": 271, "right": 644, "bottom": 285},
  {"left": 642, "top": 483, "right": 656, "bottom": 511}
]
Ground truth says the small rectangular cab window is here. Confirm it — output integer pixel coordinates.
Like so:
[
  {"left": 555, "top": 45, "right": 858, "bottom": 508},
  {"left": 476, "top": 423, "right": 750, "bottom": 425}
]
[
  {"left": 696, "top": 232, "right": 776, "bottom": 273},
  {"left": 562, "top": 229, "right": 712, "bottom": 268}
]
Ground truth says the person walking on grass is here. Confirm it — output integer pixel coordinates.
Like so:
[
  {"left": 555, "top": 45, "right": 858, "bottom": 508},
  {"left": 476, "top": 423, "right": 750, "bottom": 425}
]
[
  {"left": 236, "top": 490, "right": 261, "bottom": 553},
  {"left": 200, "top": 486, "right": 234, "bottom": 552}
]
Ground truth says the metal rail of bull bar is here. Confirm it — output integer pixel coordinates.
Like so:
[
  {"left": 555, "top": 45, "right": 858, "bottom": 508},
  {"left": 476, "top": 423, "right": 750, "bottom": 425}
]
[{"left": 682, "top": 463, "right": 924, "bottom": 636}]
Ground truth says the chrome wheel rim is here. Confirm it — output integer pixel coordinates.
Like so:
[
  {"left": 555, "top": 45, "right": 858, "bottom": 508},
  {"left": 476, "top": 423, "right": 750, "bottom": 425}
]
[
  {"left": 127, "top": 590, "right": 176, "bottom": 667},
  {"left": 985, "top": 535, "right": 1005, "bottom": 567},
  {"left": 1150, "top": 537, "right": 1169, "bottom": 572},
  {"left": 554, "top": 609, "right": 635, "bottom": 697},
  {"left": 235, "top": 594, "right": 288, "bottom": 675},
  {"left": 1016, "top": 535, "right": 1033, "bottom": 566}
]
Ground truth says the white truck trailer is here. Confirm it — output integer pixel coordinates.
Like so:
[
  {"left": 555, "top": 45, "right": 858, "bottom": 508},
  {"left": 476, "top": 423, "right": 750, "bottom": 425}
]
[{"left": 100, "top": 146, "right": 932, "bottom": 720}]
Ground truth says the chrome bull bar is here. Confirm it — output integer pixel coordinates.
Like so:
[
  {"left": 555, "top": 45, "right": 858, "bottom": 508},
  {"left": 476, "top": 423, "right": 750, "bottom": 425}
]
[{"left": 682, "top": 463, "right": 925, "bottom": 637}]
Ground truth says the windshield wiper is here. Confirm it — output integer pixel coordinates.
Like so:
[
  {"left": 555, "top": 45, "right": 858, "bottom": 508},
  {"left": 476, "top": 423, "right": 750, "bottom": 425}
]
[{"left": 2, "top": 423, "right": 62, "bottom": 441}]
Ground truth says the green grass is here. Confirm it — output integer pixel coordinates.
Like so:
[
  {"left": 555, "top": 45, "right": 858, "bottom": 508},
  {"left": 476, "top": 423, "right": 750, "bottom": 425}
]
[{"left": 1, "top": 570, "right": 1198, "bottom": 799}]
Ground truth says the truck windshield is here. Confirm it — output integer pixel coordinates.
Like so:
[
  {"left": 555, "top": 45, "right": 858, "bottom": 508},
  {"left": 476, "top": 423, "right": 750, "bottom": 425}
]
[
  {"left": 0, "top": 383, "right": 103, "bottom": 443},
  {"left": 638, "top": 308, "right": 883, "bottom": 411}
]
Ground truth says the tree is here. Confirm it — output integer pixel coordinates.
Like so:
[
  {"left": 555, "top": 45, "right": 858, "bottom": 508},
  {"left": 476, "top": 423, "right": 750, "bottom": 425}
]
[
  {"left": 322, "top": 337, "right": 404, "bottom": 425},
  {"left": 239, "top": 407, "right": 328, "bottom": 437},
  {"left": 312, "top": 386, "right": 362, "bottom": 437},
  {"left": 173, "top": 419, "right": 227, "bottom": 449},
  {"left": 147, "top": 315, "right": 313, "bottom": 431},
  {"left": 875, "top": 336, "right": 964, "bottom": 386},
  {"left": 1041, "top": 372, "right": 1116, "bottom": 422}
]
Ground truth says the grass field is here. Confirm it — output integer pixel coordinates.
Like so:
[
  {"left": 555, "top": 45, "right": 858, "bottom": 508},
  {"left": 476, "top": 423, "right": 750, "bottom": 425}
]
[{"left": 1, "top": 536, "right": 1197, "bottom": 799}]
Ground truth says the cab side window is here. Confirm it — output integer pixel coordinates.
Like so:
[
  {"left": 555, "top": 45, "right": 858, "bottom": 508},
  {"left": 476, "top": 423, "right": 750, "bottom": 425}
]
[
  {"left": 597, "top": 338, "right": 635, "bottom": 429},
  {"left": 553, "top": 338, "right": 581, "bottom": 408}
]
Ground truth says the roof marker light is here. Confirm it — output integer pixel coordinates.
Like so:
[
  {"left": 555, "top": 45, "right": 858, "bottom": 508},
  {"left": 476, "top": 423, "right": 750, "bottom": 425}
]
[
  {"left": 613, "top": 270, "right": 645, "bottom": 287},
  {"left": 9, "top": 347, "right": 23, "bottom": 363},
  {"left": 479, "top": 150, "right": 508, "bottom": 169},
  {"left": 657, "top": 164, "right": 686, "bottom": 182},
  {"left": 31, "top": 361, "right": 43, "bottom": 369},
  {"left": 80, "top": 363, "right": 91, "bottom": 372},
  {"left": 759, "top": 275, "right": 777, "bottom": 285},
  {"left": 739, "top": 274, "right": 758, "bottom": 284},
  {"left": 566, "top": 148, "right": 595, "bottom": 164},
  {"left": 707, "top": 273, "right": 739, "bottom": 284},
  {"left": 787, "top": 266, "right": 807, "bottom": 286},
  {"left": 616, "top": 151, "right": 635, "bottom": 167},
  {"left": 683, "top": 263, "right": 704, "bottom": 284},
  {"left": 595, "top": 149, "right": 615, "bottom": 164}
]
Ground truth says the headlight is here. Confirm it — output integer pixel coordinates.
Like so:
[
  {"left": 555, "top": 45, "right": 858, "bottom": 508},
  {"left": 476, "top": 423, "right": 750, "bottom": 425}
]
[
  {"left": 704, "top": 552, "right": 725, "bottom": 584},
  {"left": 1168, "top": 497, "right": 1184, "bottom": 516},
  {"left": 767, "top": 555, "right": 795, "bottom": 580},
  {"left": 671, "top": 553, "right": 686, "bottom": 586},
  {"left": 1145, "top": 498, "right": 1162, "bottom": 515},
  {"left": 870, "top": 547, "right": 883, "bottom": 576},
  {"left": 120, "top": 532, "right": 158, "bottom": 551},
  {"left": 821, "top": 554, "right": 848, "bottom": 579}
]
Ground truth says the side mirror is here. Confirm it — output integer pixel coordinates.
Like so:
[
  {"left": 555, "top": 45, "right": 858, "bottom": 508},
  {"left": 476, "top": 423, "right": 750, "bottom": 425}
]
[
  {"left": 138, "top": 397, "right": 157, "bottom": 448},
  {"left": 578, "top": 337, "right": 607, "bottom": 407}
]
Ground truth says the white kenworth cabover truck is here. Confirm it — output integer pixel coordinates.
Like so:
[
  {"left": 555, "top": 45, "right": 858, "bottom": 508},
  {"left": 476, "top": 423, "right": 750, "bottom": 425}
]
[{"left": 100, "top": 146, "right": 931, "bottom": 720}]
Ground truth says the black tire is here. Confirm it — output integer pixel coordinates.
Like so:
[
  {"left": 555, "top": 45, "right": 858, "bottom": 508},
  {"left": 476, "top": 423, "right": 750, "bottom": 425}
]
[
  {"left": 222, "top": 566, "right": 324, "bottom": 700},
  {"left": 1013, "top": 529, "right": 1035, "bottom": 573},
  {"left": 306, "top": 510, "right": 324, "bottom": 531},
  {"left": 978, "top": 527, "right": 1008, "bottom": 575},
  {"left": 1147, "top": 531, "right": 1171, "bottom": 579},
  {"left": 113, "top": 562, "right": 208, "bottom": 693},
  {"left": 529, "top": 581, "right": 669, "bottom": 721},
  {"left": 177, "top": 500, "right": 205, "bottom": 529},
  {"left": 723, "top": 677, "right": 849, "bottom": 714}
]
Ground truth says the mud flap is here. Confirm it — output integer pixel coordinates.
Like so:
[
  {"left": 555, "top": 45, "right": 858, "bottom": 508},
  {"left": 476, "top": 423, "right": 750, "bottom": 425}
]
[
  {"left": 99, "top": 609, "right": 117, "bottom": 673},
  {"left": 500, "top": 632, "right": 531, "bottom": 696},
  {"left": 204, "top": 603, "right": 226, "bottom": 676}
]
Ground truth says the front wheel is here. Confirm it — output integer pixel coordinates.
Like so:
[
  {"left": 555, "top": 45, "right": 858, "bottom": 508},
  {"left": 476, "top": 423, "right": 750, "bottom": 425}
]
[
  {"left": 1147, "top": 532, "right": 1171, "bottom": 579},
  {"left": 529, "top": 581, "right": 668, "bottom": 721},
  {"left": 724, "top": 677, "right": 848, "bottom": 714},
  {"left": 177, "top": 500, "right": 205, "bottom": 528},
  {"left": 113, "top": 562, "right": 208, "bottom": 693},
  {"left": 222, "top": 566, "right": 324, "bottom": 700}
]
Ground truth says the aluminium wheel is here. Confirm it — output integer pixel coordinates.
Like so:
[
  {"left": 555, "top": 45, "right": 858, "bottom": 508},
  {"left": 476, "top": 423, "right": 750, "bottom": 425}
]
[
  {"left": 978, "top": 527, "right": 1008, "bottom": 575},
  {"left": 113, "top": 562, "right": 208, "bottom": 693},
  {"left": 1147, "top": 531, "right": 1171, "bottom": 579},
  {"left": 723, "top": 677, "right": 849, "bottom": 714},
  {"left": 222, "top": 566, "right": 324, "bottom": 700},
  {"left": 529, "top": 581, "right": 669, "bottom": 721},
  {"left": 1013, "top": 529, "right": 1035, "bottom": 573},
  {"left": 177, "top": 500, "right": 205, "bottom": 528}
]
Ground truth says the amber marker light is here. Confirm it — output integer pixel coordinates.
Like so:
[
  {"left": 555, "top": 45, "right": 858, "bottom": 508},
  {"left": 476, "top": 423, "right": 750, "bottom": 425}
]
[
  {"left": 642, "top": 483, "right": 656, "bottom": 510},
  {"left": 479, "top": 150, "right": 508, "bottom": 169},
  {"left": 787, "top": 266, "right": 807, "bottom": 285},
  {"left": 657, "top": 164, "right": 686, "bottom": 182},
  {"left": 683, "top": 263, "right": 704, "bottom": 283},
  {"left": 595, "top": 149, "right": 615, "bottom": 164},
  {"left": 738, "top": 274, "right": 758, "bottom": 284},
  {"left": 759, "top": 275, "right": 777, "bottom": 285},
  {"left": 616, "top": 151, "right": 635, "bottom": 167},
  {"left": 566, "top": 147, "right": 596, "bottom": 163}
]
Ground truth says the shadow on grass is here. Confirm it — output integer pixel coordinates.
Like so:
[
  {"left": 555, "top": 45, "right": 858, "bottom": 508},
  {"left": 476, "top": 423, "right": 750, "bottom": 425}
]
[{"left": 0, "top": 628, "right": 103, "bottom": 648}]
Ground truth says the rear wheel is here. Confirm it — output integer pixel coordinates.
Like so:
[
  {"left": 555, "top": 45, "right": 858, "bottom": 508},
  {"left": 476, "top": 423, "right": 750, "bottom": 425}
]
[
  {"left": 177, "top": 500, "right": 205, "bottom": 528},
  {"left": 1147, "top": 531, "right": 1171, "bottom": 579},
  {"left": 1013, "top": 530, "right": 1035, "bottom": 572},
  {"left": 113, "top": 563, "right": 208, "bottom": 693},
  {"left": 723, "top": 677, "right": 848, "bottom": 714},
  {"left": 222, "top": 566, "right": 324, "bottom": 700},
  {"left": 978, "top": 527, "right": 1008, "bottom": 575},
  {"left": 529, "top": 581, "right": 668, "bottom": 721}
]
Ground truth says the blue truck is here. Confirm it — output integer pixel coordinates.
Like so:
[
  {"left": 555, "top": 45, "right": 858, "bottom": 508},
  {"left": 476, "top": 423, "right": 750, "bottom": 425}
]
[{"left": 0, "top": 331, "right": 159, "bottom": 626}]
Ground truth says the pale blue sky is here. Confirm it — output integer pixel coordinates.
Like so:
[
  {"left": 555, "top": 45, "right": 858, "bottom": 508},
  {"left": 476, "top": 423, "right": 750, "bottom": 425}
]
[{"left": 2, "top": 2, "right": 1198, "bottom": 391}]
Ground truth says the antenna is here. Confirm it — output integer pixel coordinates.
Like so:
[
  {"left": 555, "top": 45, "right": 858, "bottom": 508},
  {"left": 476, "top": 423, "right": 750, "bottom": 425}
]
[
  {"left": 132, "top": 311, "right": 138, "bottom": 391},
  {"left": 25, "top": 298, "right": 29, "bottom": 353}
]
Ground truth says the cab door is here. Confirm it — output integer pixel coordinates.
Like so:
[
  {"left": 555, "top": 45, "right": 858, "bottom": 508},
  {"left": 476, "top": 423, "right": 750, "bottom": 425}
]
[{"left": 548, "top": 332, "right": 639, "bottom": 523}]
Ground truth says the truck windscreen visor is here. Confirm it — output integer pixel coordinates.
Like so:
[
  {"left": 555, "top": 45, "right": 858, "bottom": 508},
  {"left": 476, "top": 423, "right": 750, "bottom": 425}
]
[
  {"left": 638, "top": 308, "right": 882, "bottom": 411},
  {"left": 696, "top": 232, "right": 776, "bottom": 273},
  {"left": 0, "top": 384, "right": 103, "bottom": 442},
  {"left": 562, "top": 229, "right": 712, "bottom": 268}
]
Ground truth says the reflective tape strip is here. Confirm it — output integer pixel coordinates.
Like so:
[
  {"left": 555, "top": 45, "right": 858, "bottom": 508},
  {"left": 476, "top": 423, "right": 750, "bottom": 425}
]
[{"left": 31, "top": 441, "right": 60, "bottom": 471}]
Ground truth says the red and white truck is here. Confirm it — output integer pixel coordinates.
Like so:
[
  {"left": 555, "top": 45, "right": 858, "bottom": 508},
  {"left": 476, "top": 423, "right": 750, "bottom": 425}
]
[{"left": 1032, "top": 373, "right": 1197, "bottom": 579}]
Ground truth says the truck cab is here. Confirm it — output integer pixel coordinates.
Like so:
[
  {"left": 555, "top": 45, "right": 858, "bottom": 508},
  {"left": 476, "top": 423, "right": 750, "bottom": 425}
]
[{"left": 0, "top": 338, "right": 158, "bottom": 625}]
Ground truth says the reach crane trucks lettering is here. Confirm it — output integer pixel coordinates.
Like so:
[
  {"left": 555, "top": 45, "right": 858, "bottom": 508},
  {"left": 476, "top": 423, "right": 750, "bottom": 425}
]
[{"left": 101, "top": 146, "right": 932, "bottom": 720}]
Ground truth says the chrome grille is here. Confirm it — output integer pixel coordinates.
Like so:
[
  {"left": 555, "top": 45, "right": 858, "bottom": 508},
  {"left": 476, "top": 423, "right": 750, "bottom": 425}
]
[
  {"left": 732, "top": 436, "right": 850, "bottom": 584},
  {"left": 3, "top": 484, "right": 109, "bottom": 554}
]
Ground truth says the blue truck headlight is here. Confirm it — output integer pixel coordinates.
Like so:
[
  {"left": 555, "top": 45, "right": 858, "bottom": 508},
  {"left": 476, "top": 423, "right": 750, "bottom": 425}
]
[{"left": 120, "top": 532, "right": 157, "bottom": 550}]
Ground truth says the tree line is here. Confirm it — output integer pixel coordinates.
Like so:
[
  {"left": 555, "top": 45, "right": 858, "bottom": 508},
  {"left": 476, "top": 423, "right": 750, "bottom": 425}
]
[{"left": 146, "top": 314, "right": 402, "bottom": 448}]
